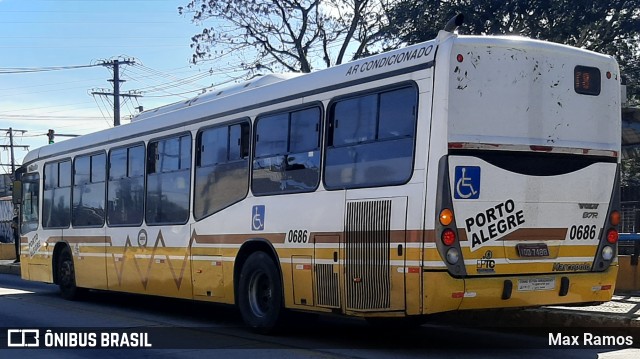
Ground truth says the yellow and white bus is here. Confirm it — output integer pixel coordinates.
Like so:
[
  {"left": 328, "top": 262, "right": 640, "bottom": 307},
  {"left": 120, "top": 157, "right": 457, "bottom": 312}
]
[{"left": 14, "top": 25, "right": 621, "bottom": 332}]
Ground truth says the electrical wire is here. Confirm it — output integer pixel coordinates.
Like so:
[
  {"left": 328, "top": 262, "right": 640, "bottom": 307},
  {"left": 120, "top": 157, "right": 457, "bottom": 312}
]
[{"left": 0, "top": 63, "right": 101, "bottom": 74}]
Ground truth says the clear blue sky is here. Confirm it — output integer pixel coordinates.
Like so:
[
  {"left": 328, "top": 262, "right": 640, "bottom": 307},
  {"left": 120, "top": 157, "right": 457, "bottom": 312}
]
[{"left": 0, "top": 0, "right": 232, "bottom": 173}]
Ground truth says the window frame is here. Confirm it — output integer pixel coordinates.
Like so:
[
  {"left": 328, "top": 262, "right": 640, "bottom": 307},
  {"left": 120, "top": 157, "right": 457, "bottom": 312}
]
[
  {"left": 194, "top": 118, "right": 251, "bottom": 221},
  {"left": 72, "top": 150, "right": 107, "bottom": 228},
  {"left": 42, "top": 158, "right": 73, "bottom": 229},
  {"left": 145, "top": 132, "right": 193, "bottom": 226},
  {"left": 106, "top": 142, "right": 146, "bottom": 228},
  {"left": 323, "top": 82, "right": 419, "bottom": 191},
  {"left": 20, "top": 172, "right": 40, "bottom": 234},
  {"left": 252, "top": 102, "right": 324, "bottom": 197}
]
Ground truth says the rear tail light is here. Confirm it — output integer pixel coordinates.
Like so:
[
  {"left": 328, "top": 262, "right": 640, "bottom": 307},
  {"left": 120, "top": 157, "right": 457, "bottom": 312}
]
[
  {"left": 610, "top": 210, "right": 620, "bottom": 226},
  {"left": 442, "top": 229, "right": 456, "bottom": 246},
  {"left": 574, "top": 65, "right": 601, "bottom": 96},
  {"left": 435, "top": 156, "right": 467, "bottom": 276},
  {"left": 592, "top": 166, "right": 619, "bottom": 272},
  {"left": 439, "top": 209, "right": 454, "bottom": 226},
  {"left": 446, "top": 248, "right": 460, "bottom": 264}
]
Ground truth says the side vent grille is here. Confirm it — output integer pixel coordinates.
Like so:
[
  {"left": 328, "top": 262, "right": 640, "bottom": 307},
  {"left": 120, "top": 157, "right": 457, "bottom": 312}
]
[
  {"left": 315, "top": 264, "right": 340, "bottom": 308},
  {"left": 345, "top": 199, "right": 391, "bottom": 310}
]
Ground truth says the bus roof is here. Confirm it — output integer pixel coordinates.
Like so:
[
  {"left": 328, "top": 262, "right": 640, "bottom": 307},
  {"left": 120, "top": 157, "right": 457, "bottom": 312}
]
[
  {"left": 24, "top": 36, "right": 439, "bottom": 165},
  {"left": 455, "top": 34, "right": 616, "bottom": 64},
  {"left": 22, "top": 33, "right": 616, "bottom": 166}
]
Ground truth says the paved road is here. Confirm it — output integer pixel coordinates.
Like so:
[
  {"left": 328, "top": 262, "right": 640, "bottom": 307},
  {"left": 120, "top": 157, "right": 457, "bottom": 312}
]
[{"left": 0, "top": 273, "right": 638, "bottom": 358}]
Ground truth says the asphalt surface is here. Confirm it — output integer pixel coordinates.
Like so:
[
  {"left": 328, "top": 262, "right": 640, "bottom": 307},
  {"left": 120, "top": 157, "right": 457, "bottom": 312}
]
[{"left": 2, "top": 259, "right": 639, "bottom": 329}]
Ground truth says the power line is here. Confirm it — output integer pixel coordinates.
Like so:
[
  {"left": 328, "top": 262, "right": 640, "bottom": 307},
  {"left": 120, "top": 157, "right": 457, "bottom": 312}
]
[
  {"left": 0, "top": 76, "right": 105, "bottom": 93},
  {"left": 0, "top": 101, "right": 96, "bottom": 115},
  {"left": 0, "top": 115, "right": 104, "bottom": 120},
  {"left": 130, "top": 67, "right": 214, "bottom": 93},
  {"left": 142, "top": 88, "right": 211, "bottom": 98},
  {"left": 0, "top": 63, "right": 101, "bottom": 74}
]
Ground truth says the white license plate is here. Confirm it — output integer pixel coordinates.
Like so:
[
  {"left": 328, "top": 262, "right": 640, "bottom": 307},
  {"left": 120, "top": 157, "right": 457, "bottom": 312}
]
[{"left": 517, "top": 277, "right": 556, "bottom": 292}]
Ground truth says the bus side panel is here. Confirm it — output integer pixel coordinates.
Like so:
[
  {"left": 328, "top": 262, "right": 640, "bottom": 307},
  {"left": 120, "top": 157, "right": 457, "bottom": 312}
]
[
  {"left": 404, "top": 72, "right": 436, "bottom": 316},
  {"left": 422, "top": 272, "right": 463, "bottom": 314},
  {"left": 105, "top": 226, "right": 193, "bottom": 300},
  {"left": 19, "top": 231, "right": 55, "bottom": 283},
  {"left": 66, "top": 230, "right": 109, "bottom": 291}
]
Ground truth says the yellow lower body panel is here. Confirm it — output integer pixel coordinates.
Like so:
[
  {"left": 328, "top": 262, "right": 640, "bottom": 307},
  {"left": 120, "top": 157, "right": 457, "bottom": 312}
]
[{"left": 26, "top": 264, "right": 52, "bottom": 283}]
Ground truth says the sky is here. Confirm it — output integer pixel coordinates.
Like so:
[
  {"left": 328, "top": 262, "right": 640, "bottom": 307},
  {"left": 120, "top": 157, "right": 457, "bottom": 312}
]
[{"left": 0, "top": 0, "right": 239, "bottom": 174}]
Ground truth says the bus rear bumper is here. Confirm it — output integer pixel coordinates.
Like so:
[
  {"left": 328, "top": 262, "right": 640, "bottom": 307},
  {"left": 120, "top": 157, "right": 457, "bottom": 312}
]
[{"left": 423, "top": 266, "right": 618, "bottom": 314}]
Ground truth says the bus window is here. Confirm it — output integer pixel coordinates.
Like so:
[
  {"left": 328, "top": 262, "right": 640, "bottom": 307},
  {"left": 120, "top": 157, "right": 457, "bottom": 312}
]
[
  {"left": 107, "top": 145, "right": 145, "bottom": 226},
  {"left": 146, "top": 134, "right": 191, "bottom": 225},
  {"left": 325, "top": 86, "right": 417, "bottom": 189},
  {"left": 253, "top": 106, "right": 321, "bottom": 196},
  {"left": 72, "top": 153, "right": 106, "bottom": 227},
  {"left": 331, "top": 94, "right": 377, "bottom": 146},
  {"left": 43, "top": 160, "right": 72, "bottom": 228},
  {"left": 194, "top": 122, "right": 250, "bottom": 220},
  {"left": 21, "top": 174, "right": 39, "bottom": 234}
]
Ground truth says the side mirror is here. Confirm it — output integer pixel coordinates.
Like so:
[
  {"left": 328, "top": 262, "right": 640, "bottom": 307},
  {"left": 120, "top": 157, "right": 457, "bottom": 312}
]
[{"left": 12, "top": 181, "right": 22, "bottom": 204}]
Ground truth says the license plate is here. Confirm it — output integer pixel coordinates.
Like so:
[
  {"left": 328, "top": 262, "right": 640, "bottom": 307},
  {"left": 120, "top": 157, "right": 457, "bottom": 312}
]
[
  {"left": 516, "top": 243, "right": 549, "bottom": 258},
  {"left": 517, "top": 277, "right": 556, "bottom": 292}
]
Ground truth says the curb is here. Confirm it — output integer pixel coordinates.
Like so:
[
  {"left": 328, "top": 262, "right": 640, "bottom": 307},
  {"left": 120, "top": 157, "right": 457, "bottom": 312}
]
[
  {"left": 521, "top": 307, "right": 640, "bottom": 328},
  {"left": 427, "top": 304, "right": 640, "bottom": 330},
  {"left": 0, "top": 262, "right": 20, "bottom": 276}
]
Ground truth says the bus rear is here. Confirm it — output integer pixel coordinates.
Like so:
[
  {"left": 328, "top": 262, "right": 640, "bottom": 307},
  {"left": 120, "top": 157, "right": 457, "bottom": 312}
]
[{"left": 430, "top": 35, "right": 621, "bottom": 311}]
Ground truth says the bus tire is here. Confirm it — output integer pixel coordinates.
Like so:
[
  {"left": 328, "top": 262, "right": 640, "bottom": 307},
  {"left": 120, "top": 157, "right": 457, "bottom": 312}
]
[
  {"left": 57, "top": 247, "right": 83, "bottom": 300},
  {"left": 237, "top": 251, "right": 283, "bottom": 333}
]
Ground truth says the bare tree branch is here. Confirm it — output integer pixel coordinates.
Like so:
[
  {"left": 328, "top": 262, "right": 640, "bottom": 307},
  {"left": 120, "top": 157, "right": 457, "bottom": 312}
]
[{"left": 180, "top": 0, "right": 393, "bottom": 75}]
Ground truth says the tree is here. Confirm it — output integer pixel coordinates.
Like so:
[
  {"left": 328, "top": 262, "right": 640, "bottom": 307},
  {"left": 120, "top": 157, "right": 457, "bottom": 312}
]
[
  {"left": 382, "top": 0, "right": 640, "bottom": 103},
  {"left": 622, "top": 157, "right": 640, "bottom": 187},
  {"left": 178, "top": 0, "right": 394, "bottom": 75}
]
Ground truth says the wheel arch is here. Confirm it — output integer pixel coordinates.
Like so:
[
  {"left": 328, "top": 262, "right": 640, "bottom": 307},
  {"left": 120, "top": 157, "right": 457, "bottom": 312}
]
[
  {"left": 233, "top": 238, "right": 283, "bottom": 304},
  {"left": 51, "top": 241, "right": 71, "bottom": 285}
]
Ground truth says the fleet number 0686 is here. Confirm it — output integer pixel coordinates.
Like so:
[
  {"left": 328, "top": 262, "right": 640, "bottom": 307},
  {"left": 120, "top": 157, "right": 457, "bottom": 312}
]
[
  {"left": 569, "top": 225, "right": 597, "bottom": 240},
  {"left": 286, "top": 230, "right": 309, "bottom": 244}
]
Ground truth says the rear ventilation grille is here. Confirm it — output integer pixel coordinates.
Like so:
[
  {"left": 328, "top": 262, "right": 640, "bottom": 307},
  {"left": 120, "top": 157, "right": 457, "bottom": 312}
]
[
  {"left": 315, "top": 264, "right": 340, "bottom": 308},
  {"left": 345, "top": 199, "right": 391, "bottom": 310}
]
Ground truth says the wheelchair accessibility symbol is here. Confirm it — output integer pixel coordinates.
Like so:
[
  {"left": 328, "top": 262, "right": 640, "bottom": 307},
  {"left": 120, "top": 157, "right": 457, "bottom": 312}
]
[
  {"left": 252, "top": 205, "right": 265, "bottom": 231},
  {"left": 454, "top": 166, "right": 480, "bottom": 199}
]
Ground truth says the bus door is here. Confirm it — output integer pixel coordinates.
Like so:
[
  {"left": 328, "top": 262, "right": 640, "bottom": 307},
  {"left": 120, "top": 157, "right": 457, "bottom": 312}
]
[{"left": 343, "top": 196, "right": 407, "bottom": 312}]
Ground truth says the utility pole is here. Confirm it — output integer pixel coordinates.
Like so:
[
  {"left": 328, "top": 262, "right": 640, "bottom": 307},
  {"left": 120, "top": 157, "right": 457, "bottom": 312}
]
[
  {"left": 91, "top": 59, "right": 142, "bottom": 127},
  {"left": 0, "top": 128, "right": 27, "bottom": 263},
  {"left": 0, "top": 128, "right": 29, "bottom": 180}
]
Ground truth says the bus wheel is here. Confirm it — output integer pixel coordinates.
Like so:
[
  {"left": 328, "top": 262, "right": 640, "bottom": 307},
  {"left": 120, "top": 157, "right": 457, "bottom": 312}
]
[
  {"left": 237, "top": 251, "right": 283, "bottom": 333},
  {"left": 57, "top": 247, "right": 82, "bottom": 300}
]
